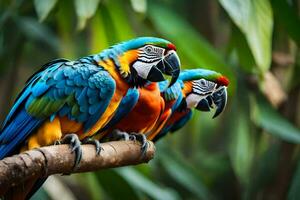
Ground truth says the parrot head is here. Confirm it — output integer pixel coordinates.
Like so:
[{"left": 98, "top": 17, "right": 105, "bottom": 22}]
[
  {"left": 180, "top": 69, "right": 229, "bottom": 118},
  {"left": 96, "top": 37, "right": 181, "bottom": 87}
]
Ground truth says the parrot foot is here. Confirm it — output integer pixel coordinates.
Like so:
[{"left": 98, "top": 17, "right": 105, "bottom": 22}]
[
  {"left": 82, "top": 137, "right": 103, "bottom": 155},
  {"left": 111, "top": 129, "right": 130, "bottom": 141},
  {"left": 61, "top": 134, "right": 82, "bottom": 170},
  {"left": 129, "top": 133, "right": 149, "bottom": 156}
]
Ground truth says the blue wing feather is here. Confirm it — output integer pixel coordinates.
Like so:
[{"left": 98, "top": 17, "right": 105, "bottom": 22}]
[
  {"left": 153, "top": 110, "right": 193, "bottom": 142},
  {"left": 82, "top": 70, "right": 116, "bottom": 131},
  {"left": 169, "top": 110, "right": 193, "bottom": 133},
  {"left": 1, "top": 59, "right": 67, "bottom": 129},
  {"left": 0, "top": 57, "right": 116, "bottom": 158},
  {"left": 0, "top": 109, "right": 42, "bottom": 159},
  {"left": 152, "top": 79, "right": 190, "bottom": 142}
]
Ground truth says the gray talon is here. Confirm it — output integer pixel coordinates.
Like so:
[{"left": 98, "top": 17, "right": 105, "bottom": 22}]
[
  {"left": 82, "top": 137, "right": 103, "bottom": 155},
  {"left": 61, "top": 134, "right": 82, "bottom": 170},
  {"left": 111, "top": 129, "right": 131, "bottom": 141},
  {"left": 129, "top": 133, "right": 149, "bottom": 156},
  {"left": 129, "top": 135, "right": 136, "bottom": 141}
]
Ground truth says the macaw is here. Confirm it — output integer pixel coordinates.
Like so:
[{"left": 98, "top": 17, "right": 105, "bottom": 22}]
[
  {"left": 151, "top": 68, "right": 229, "bottom": 141},
  {"left": 101, "top": 68, "right": 228, "bottom": 144},
  {"left": 0, "top": 37, "right": 180, "bottom": 198}
]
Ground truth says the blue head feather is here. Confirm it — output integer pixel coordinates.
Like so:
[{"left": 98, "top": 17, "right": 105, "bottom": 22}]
[
  {"left": 93, "top": 37, "right": 173, "bottom": 62},
  {"left": 179, "top": 69, "right": 222, "bottom": 82},
  {"left": 159, "top": 81, "right": 182, "bottom": 101},
  {"left": 118, "top": 37, "right": 172, "bottom": 52}
]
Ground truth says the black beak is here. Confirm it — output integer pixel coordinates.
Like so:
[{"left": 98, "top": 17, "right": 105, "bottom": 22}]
[
  {"left": 147, "top": 66, "right": 165, "bottom": 82},
  {"left": 196, "top": 87, "right": 227, "bottom": 118},
  {"left": 146, "top": 50, "right": 180, "bottom": 87}
]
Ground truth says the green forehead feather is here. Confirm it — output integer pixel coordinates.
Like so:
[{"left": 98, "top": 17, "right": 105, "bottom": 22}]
[
  {"left": 120, "top": 37, "right": 172, "bottom": 51},
  {"left": 147, "top": 42, "right": 169, "bottom": 48},
  {"left": 179, "top": 68, "right": 222, "bottom": 82}
]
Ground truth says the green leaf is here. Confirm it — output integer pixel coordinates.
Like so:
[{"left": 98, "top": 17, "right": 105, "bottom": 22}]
[
  {"left": 75, "top": 173, "right": 105, "bottom": 200},
  {"left": 116, "top": 167, "right": 180, "bottom": 200},
  {"left": 194, "top": 151, "right": 231, "bottom": 182},
  {"left": 89, "top": 11, "right": 109, "bottom": 53},
  {"left": 34, "top": 0, "right": 58, "bottom": 22},
  {"left": 158, "top": 150, "right": 213, "bottom": 200},
  {"left": 229, "top": 91, "right": 255, "bottom": 186},
  {"left": 148, "top": 3, "right": 236, "bottom": 94},
  {"left": 96, "top": 169, "right": 141, "bottom": 200},
  {"left": 246, "top": 142, "right": 280, "bottom": 198},
  {"left": 106, "top": 0, "right": 135, "bottom": 41},
  {"left": 56, "top": 0, "right": 76, "bottom": 58},
  {"left": 251, "top": 95, "right": 300, "bottom": 143},
  {"left": 230, "top": 25, "right": 256, "bottom": 73},
  {"left": 219, "top": 0, "right": 273, "bottom": 72},
  {"left": 75, "top": 0, "right": 101, "bottom": 30},
  {"left": 16, "top": 17, "right": 59, "bottom": 50},
  {"left": 95, "top": 5, "right": 119, "bottom": 45},
  {"left": 288, "top": 159, "right": 300, "bottom": 200},
  {"left": 271, "top": 0, "right": 300, "bottom": 46}
]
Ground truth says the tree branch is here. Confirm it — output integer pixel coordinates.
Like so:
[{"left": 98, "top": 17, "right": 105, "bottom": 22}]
[{"left": 0, "top": 141, "right": 155, "bottom": 194}]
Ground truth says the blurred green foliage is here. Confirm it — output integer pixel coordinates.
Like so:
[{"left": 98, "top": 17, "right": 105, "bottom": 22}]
[{"left": 0, "top": 0, "right": 300, "bottom": 199}]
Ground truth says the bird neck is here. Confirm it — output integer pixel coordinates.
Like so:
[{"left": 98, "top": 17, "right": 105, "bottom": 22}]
[
  {"left": 182, "top": 81, "right": 193, "bottom": 97},
  {"left": 93, "top": 49, "right": 146, "bottom": 87},
  {"left": 144, "top": 82, "right": 158, "bottom": 91},
  {"left": 95, "top": 59, "right": 130, "bottom": 99}
]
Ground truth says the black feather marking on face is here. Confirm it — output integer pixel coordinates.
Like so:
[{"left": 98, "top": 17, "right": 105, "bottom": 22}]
[
  {"left": 125, "top": 66, "right": 148, "bottom": 87},
  {"left": 124, "top": 45, "right": 166, "bottom": 87},
  {"left": 177, "top": 98, "right": 188, "bottom": 112},
  {"left": 142, "top": 45, "right": 164, "bottom": 57},
  {"left": 192, "top": 79, "right": 216, "bottom": 96}
]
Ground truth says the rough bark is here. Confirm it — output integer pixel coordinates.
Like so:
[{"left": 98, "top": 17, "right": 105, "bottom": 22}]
[{"left": 0, "top": 141, "right": 155, "bottom": 194}]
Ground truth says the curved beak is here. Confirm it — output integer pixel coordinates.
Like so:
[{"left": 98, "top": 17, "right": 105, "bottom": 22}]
[
  {"left": 196, "top": 86, "right": 227, "bottom": 118},
  {"left": 146, "top": 50, "right": 180, "bottom": 87}
]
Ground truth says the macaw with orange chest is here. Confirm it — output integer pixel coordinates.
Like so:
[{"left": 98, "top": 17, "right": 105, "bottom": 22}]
[
  {"left": 102, "top": 68, "right": 228, "bottom": 144},
  {"left": 110, "top": 82, "right": 164, "bottom": 134},
  {"left": 151, "top": 68, "right": 229, "bottom": 141},
  {"left": 0, "top": 37, "right": 180, "bottom": 198}
]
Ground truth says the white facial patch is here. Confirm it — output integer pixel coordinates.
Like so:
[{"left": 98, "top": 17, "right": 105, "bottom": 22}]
[
  {"left": 132, "top": 60, "right": 157, "bottom": 79},
  {"left": 186, "top": 93, "right": 206, "bottom": 108},
  {"left": 132, "top": 45, "right": 167, "bottom": 79}
]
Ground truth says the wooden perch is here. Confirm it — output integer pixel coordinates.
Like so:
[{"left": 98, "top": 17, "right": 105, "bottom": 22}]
[{"left": 0, "top": 141, "right": 155, "bottom": 194}]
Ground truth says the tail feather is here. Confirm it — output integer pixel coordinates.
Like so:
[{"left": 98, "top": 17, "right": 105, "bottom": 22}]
[
  {"left": 0, "top": 108, "right": 45, "bottom": 197},
  {"left": 0, "top": 109, "right": 42, "bottom": 159}
]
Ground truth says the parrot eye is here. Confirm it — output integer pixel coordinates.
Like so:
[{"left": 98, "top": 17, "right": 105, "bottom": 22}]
[
  {"left": 142, "top": 45, "right": 164, "bottom": 57},
  {"left": 137, "top": 45, "right": 165, "bottom": 64},
  {"left": 145, "top": 46, "right": 153, "bottom": 53},
  {"left": 192, "top": 79, "right": 216, "bottom": 96},
  {"left": 200, "top": 79, "right": 206, "bottom": 86}
]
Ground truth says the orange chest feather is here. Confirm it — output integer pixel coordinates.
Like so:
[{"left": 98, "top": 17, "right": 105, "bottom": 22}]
[
  {"left": 153, "top": 99, "right": 176, "bottom": 128},
  {"left": 116, "top": 83, "right": 164, "bottom": 133}
]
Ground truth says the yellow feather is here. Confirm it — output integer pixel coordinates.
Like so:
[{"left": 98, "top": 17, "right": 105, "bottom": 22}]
[
  {"left": 117, "top": 50, "right": 139, "bottom": 77},
  {"left": 84, "top": 60, "right": 130, "bottom": 137}
]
